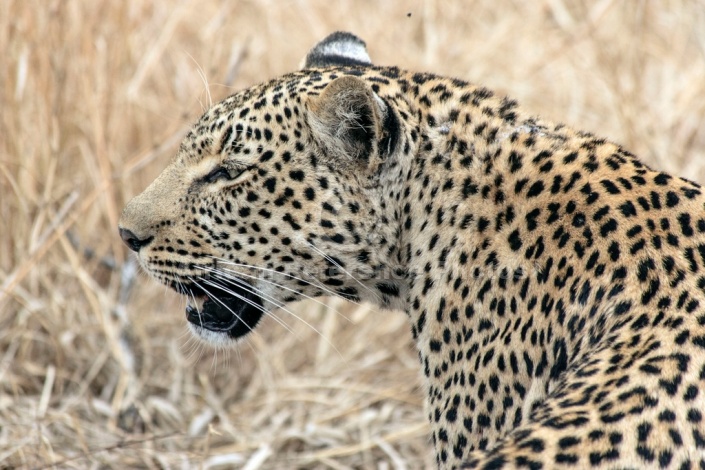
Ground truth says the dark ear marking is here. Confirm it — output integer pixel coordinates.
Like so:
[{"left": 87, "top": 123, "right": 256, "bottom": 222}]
[
  {"left": 302, "top": 31, "right": 372, "bottom": 69},
  {"left": 379, "top": 100, "right": 399, "bottom": 159}
]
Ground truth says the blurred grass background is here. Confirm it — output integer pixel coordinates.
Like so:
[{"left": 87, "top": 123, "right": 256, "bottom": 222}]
[{"left": 2, "top": 0, "right": 705, "bottom": 468}]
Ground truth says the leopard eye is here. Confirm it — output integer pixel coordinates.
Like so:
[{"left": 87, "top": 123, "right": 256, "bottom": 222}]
[
  {"left": 202, "top": 165, "right": 253, "bottom": 185},
  {"left": 203, "top": 166, "right": 233, "bottom": 184}
]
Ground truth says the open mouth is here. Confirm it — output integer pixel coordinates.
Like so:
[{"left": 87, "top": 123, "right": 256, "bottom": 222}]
[{"left": 180, "top": 279, "right": 264, "bottom": 339}]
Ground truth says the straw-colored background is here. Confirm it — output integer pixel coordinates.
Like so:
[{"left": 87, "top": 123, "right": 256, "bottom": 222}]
[{"left": 2, "top": 1, "right": 705, "bottom": 468}]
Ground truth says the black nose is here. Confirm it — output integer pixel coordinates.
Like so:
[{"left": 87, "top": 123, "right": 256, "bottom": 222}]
[{"left": 119, "top": 228, "right": 153, "bottom": 252}]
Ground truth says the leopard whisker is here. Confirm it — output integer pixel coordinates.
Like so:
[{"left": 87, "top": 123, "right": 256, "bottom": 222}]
[
  {"left": 178, "top": 300, "right": 209, "bottom": 364},
  {"left": 185, "top": 280, "right": 205, "bottom": 329},
  {"left": 209, "top": 268, "right": 352, "bottom": 331},
  {"left": 203, "top": 274, "right": 342, "bottom": 355},
  {"left": 202, "top": 263, "right": 353, "bottom": 323},
  {"left": 207, "top": 256, "right": 352, "bottom": 302},
  {"left": 198, "top": 276, "right": 294, "bottom": 335},
  {"left": 202, "top": 274, "right": 301, "bottom": 331},
  {"left": 174, "top": 279, "right": 202, "bottom": 362}
]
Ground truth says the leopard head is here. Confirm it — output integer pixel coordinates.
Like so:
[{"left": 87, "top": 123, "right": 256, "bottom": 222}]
[{"left": 119, "top": 32, "right": 410, "bottom": 345}]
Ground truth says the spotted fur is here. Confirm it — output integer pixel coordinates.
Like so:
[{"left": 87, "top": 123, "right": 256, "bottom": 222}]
[{"left": 119, "top": 32, "right": 705, "bottom": 468}]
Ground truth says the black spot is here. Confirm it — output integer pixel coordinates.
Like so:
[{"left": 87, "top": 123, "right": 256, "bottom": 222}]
[
  {"left": 654, "top": 173, "right": 671, "bottom": 185},
  {"left": 600, "top": 179, "right": 621, "bottom": 194},
  {"left": 599, "top": 219, "right": 618, "bottom": 237},
  {"left": 678, "top": 213, "right": 694, "bottom": 236},
  {"left": 219, "top": 125, "right": 233, "bottom": 154},
  {"left": 666, "top": 191, "right": 680, "bottom": 208},
  {"left": 263, "top": 177, "right": 277, "bottom": 193},
  {"left": 462, "top": 178, "right": 479, "bottom": 198},
  {"left": 527, "top": 181, "right": 545, "bottom": 198},
  {"left": 508, "top": 229, "right": 522, "bottom": 251},
  {"left": 376, "top": 282, "right": 400, "bottom": 297},
  {"left": 259, "top": 150, "right": 274, "bottom": 162},
  {"left": 619, "top": 201, "right": 637, "bottom": 217}
]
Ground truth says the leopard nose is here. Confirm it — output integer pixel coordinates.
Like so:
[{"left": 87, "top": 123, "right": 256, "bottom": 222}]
[{"left": 119, "top": 227, "right": 154, "bottom": 252}]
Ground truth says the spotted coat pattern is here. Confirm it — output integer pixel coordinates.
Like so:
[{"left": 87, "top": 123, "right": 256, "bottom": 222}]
[{"left": 120, "top": 33, "right": 705, "bottom": 468}]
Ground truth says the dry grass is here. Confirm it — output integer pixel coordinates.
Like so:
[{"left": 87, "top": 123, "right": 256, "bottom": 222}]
[{"left": 2, "top": 0, "right": 705, "bottom": 468}]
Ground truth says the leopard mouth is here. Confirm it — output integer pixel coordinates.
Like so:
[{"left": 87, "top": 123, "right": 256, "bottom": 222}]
[{"left": 177, "top": 279, "right": 264, "bottom": 339}]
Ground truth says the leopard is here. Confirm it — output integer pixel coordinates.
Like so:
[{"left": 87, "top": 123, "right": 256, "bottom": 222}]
[{"left": 119, "top": 32, "right": 705, "bottom": 468}]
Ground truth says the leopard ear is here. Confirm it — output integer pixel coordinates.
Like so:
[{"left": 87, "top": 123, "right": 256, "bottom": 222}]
[
  {"left": 307, "top": 75, "right": 385, "bottom": 163},
  {"left": 301, "top": 31, "right": 372, "bottom": 69}
]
